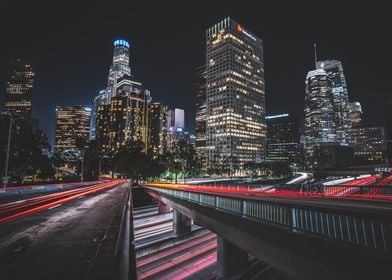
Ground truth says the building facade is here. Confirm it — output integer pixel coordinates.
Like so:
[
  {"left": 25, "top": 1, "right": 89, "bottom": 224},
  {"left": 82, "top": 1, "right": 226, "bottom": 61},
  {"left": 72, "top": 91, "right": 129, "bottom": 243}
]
[
  {"left": 349, "top": 101, "right": 362, "bottom": 127},
  {"left": 106, "top": 39, "right": 131, "bottom": 103},
  {"left": 166, "top": 108, "right": 185, "bottom": 151},
  {"left": 167, "top": 108, "right": 184, "bottom": 130},
  {"left": 148, "top": 103, "right": 167, "bottom": 157},
  {"left": 93, "top": 39, "right": 151, "bottom": 154},
  {"left": 317, "top": 60, "right": 351, "bottom": 144},
  {"left": 350, "top": 125, "right": 386, "bottom": 164},
  {"left": 94, "top": 104, "right": 111, "bottom": 153},
  {"left": 4, "top": 59, "right": 35, "bottom": 117},
  {"left": 304, "top": 69, "right": 337, "bottom": 167},
  {"left": 206, "top": 17, "right": 266, "bottom": 169},
  {"left": 195, "top": 65, "right": 207, "bottom": 166},
  {"left": 54, "top": 106, "right": 91, "bottom": 155},
  {"left": 266, "top": 113, "right": 300, "bottom": 163}
]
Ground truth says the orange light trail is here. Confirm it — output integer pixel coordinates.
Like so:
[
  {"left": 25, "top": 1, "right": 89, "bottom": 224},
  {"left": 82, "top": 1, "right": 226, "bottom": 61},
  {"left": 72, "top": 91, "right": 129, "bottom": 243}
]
[{"left": 0, "top": 180, "right": 124, "bottom": 224}]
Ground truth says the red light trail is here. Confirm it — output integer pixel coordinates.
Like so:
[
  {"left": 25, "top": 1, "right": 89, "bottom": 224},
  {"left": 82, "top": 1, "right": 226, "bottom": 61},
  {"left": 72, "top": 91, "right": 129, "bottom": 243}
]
[
  {"left": 0, "top": 180, "right": 124, "bottom": 224},
  {"left": 147, "top": 174, "right": 392, "bottom": 202}
]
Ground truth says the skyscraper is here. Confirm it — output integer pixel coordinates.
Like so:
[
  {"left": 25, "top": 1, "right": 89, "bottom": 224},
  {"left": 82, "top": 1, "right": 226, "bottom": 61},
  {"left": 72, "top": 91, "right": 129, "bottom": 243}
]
[
  {"left": 166, "top": 108, "right": 185, "bottom": 151},
  {"left": 108, "top": 95, "right": 131, "bottom": 151},
  {"left": 93, "top": 39, "right": 152, "bottom": 154},
  {"left": 106, "top": 39, "right": 131, "bottom": 103},
  {"left": 317, "top": 60, "right": 351, "bottom": 144},
  {"left": 95, "top": 103, "right": 111, "bottom": 153},
  {"left": 206, "top": 17, "right": 266, "bottom": 168},
  {"left": 195, "top": 65, "right": 207, "bottom": 167},
  {"left": 304, "top": 69, "right": 336, "bottom": 166},
  {"left": 116, "top": 76, "right": 151, "bottom": 145},
  {"left": 266, "top": 113, "right": 300, "bottom": 163},
  {"left": 4, "top": 59, "right": 35, "bottom": 117},
  {"left": 350, "top": 126, "right": 386, "bottom": 164},
  {"left": 148, "top": 103, "right": 168, "bottom": 157},
  {"left": 91, "top": 89, "right": 106, "bottom": 139},
  {"left": 54, "top": 106, "right": 91, "bottom": 155},
  {"left": 349, "top": 101, "right": 362, "bottom": 127}
]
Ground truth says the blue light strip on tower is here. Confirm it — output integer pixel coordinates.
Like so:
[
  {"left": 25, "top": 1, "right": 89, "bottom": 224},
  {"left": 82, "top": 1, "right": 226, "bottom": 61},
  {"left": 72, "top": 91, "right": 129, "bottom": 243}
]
[{"left": 114, "top": 39, "right": 130, "bottom": 48}]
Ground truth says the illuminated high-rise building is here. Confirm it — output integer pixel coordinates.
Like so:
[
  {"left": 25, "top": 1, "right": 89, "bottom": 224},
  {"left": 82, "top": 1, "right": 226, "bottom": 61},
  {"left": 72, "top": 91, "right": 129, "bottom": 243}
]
[
  {"left": 167, "top": 108, "right": 184, "bottom": 130},
  {"left": 108, "top": 95, "right": 131, "bottom": 151},
  {"left": 350, "top": 125, "right": 386, "bottom": 164},
  {"left": 54, "top": 106, "right": 91, "bottom": 155},
  {"left": 93, "top": 40, "right": 152, "bottom": 154},
  {"left": 317, "top": 60, "right": 351, "bottom": 144},
  {"left": 91, "top": 89, "right": 106, "bottom": 139},
  {"left": 4, "top": 59, "right": 35, "bottom": 117},
  {"left": 206, "top": 17, "right": 266, "bottom": 168},
  {"left": 106, "top": 39, "right": 131, "bottom": 103},
  {"left": 304, "top": 69, "right": 336, "bottom": 166},
  {"left": 116, "top": 76, "right": 151, "bottom": 146},
  {"left": 195, "top": 65, "right": 207, "bottom": 167},
  {"left": 349, "top": 101, "right": 362, "bottom": 127},
  {"left": 166, "top": 108, "right": 185, "bottom": 151},
  {"left": 148, "top": 103, "right": 168, "bottom": 157},
  {"left": 95, "top": 104, "right": 111, "bottom": 153}
]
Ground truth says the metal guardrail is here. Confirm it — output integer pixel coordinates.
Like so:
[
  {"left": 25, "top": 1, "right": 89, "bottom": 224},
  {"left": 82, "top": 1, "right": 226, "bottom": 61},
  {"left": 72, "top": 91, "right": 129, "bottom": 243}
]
[
  {"left": 144, "top": 186, "right": 392, "bottom": 253},
  {"left": 114, "top": 181, "right": 136, "bottom": 280}
]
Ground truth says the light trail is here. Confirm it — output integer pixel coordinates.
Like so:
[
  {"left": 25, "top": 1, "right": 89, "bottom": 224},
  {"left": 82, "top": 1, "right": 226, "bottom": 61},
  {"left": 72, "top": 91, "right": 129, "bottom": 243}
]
[
  {"left": 137, "top": 232, "right": 216, "bottom": 267},
  {"left": 363, "top": 175, "right": 392, "bottom": 198},
  {"left": 3, "top": 180, "right": 101, "bottom": 190},
  {"left": 147, "top": 175, "right": 392, "bottom": 202},
  {"left": 138, "top": 241, "right": 217, "bottom": 279},
  {"left": 163, "top": 252, "right": 217, "bottom": 279},
  {"left": 0, "top": 180, "right": 124, "bottom": 224}
]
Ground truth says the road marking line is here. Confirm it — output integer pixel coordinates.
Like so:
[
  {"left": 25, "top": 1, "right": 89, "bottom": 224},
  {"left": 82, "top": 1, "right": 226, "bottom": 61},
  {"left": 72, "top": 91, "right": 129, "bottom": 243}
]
[{"left": 48, "top": 204, "right": 62, "bottom": 210}]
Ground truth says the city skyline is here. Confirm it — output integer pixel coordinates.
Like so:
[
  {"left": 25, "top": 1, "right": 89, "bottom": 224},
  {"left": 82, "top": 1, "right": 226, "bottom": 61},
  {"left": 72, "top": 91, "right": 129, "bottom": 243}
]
[{"left": 1, "top": 2, "right": 391, "bottom": 146}]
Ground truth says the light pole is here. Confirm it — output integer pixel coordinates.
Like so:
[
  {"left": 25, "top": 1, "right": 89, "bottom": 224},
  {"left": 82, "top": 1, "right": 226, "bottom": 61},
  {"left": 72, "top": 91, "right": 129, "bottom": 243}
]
[
  {"left": 78, "top": 149, "right": 85, "bottom": 182},
  {"left": 2, "top": 113, "right": 13, "bottom": 189}
]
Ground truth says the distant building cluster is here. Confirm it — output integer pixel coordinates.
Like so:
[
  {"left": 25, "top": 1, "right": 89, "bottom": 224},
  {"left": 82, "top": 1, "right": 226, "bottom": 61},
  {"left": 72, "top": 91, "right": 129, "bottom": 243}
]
[
  {"left": 89, "top": 39, "right": 194, "bottom": 159},
  {"left": 2, "top": 18, "right": 392, "bottom": 173},
  {"left": 303, "top": 53, "right": 388, "bottom": 169}
]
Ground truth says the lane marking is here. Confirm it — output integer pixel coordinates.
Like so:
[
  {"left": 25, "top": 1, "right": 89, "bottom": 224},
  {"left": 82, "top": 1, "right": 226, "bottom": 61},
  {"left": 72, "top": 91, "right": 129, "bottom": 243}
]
[{"left": 48, "top": 204, "right": 62, "bottom": 210}]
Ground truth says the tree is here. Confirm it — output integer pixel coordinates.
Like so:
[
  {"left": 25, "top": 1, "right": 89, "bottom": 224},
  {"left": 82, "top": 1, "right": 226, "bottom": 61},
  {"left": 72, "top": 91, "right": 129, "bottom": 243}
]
[
  {"left": 171, "top": 139, "right": 200, "bottom": 183},
  {"left": 82, "top": 139, "right": 105, "bottom": 180},
  {"left": 0, "top": 116, "right": 54, "bottom": 184},
  {"left": 267, "top": 161, "right": 291, "bottom": 178},
  {"left": 112, "top": 140, "right": 158, "bottom": 182}
]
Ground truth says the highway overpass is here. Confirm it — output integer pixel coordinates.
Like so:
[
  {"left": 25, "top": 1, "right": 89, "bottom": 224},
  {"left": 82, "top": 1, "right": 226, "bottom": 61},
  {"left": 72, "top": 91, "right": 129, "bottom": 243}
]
[{"left": 142, "top": 183, "right": 392, "bottom": 280}]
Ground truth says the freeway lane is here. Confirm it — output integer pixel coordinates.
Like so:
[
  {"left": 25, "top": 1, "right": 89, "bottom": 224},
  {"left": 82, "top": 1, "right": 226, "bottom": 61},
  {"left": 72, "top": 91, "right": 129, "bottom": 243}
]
[
  {"left": 0, "top": 181, "right": 128, "bottom": 280},
  {"left": 146, "top": 183, "right": 392, "bottom": 214},
  {"left": 137, "top": 231, "right": 217, "bottom": 279},
  {"left": 0, "top": 180, "right": 124, "bottom": 223}
]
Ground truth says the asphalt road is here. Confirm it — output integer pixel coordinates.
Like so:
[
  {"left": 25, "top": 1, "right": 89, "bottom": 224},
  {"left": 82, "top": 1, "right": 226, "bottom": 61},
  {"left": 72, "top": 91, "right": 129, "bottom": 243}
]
[{"left": 0, "top": 182, "right": 128, "bottom": 280}]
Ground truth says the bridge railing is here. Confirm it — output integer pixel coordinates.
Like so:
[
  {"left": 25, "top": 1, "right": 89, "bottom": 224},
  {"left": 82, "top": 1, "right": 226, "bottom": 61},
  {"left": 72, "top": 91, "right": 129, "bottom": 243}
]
[{"left": 143, "top": 185, "right": 392, "bottom": 254}]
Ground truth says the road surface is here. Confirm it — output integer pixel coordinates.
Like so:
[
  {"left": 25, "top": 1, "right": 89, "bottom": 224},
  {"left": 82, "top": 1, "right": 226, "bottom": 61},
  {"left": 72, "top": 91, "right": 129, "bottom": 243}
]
[{"left": 0, "top": 181, "right": 127, "bottom": 280}]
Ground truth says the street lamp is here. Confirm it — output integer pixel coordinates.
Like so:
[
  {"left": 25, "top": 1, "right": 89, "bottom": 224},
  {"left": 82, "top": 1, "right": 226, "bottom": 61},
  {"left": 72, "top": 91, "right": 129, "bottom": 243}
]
[{"left": 79, "top": 149, "right": 85, "bottom": 182}]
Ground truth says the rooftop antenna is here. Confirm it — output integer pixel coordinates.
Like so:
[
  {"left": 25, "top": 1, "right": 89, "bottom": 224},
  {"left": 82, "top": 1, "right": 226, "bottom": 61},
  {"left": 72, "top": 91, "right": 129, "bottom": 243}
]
[{"left": 314, "top": 43, "right": 318, "bottom": 69}]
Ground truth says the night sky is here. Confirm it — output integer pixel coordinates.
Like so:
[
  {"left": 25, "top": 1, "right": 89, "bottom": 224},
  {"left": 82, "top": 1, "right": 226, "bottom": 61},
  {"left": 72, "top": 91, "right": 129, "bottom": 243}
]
[{"left": 1, "top": 1, "right": 391, "bottom": 146}]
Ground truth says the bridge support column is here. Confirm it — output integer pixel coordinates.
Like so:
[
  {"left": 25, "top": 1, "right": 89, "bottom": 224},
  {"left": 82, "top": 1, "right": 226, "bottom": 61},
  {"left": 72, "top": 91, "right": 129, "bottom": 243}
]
[
  {"left": 217, "top": 236, "right": 248, "bottom": 280},
  {"left": 173, "top": 209, "right": 191, "bottom": 237},
  {"left": 158, "top": 202, "right": 171, "bottom": 214}
]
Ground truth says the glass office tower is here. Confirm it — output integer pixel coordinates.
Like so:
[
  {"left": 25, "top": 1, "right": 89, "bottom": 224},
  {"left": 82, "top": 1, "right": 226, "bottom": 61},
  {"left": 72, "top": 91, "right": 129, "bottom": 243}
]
[{"left": 206, "top": 17, "right": 266, "bottom": 169}]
